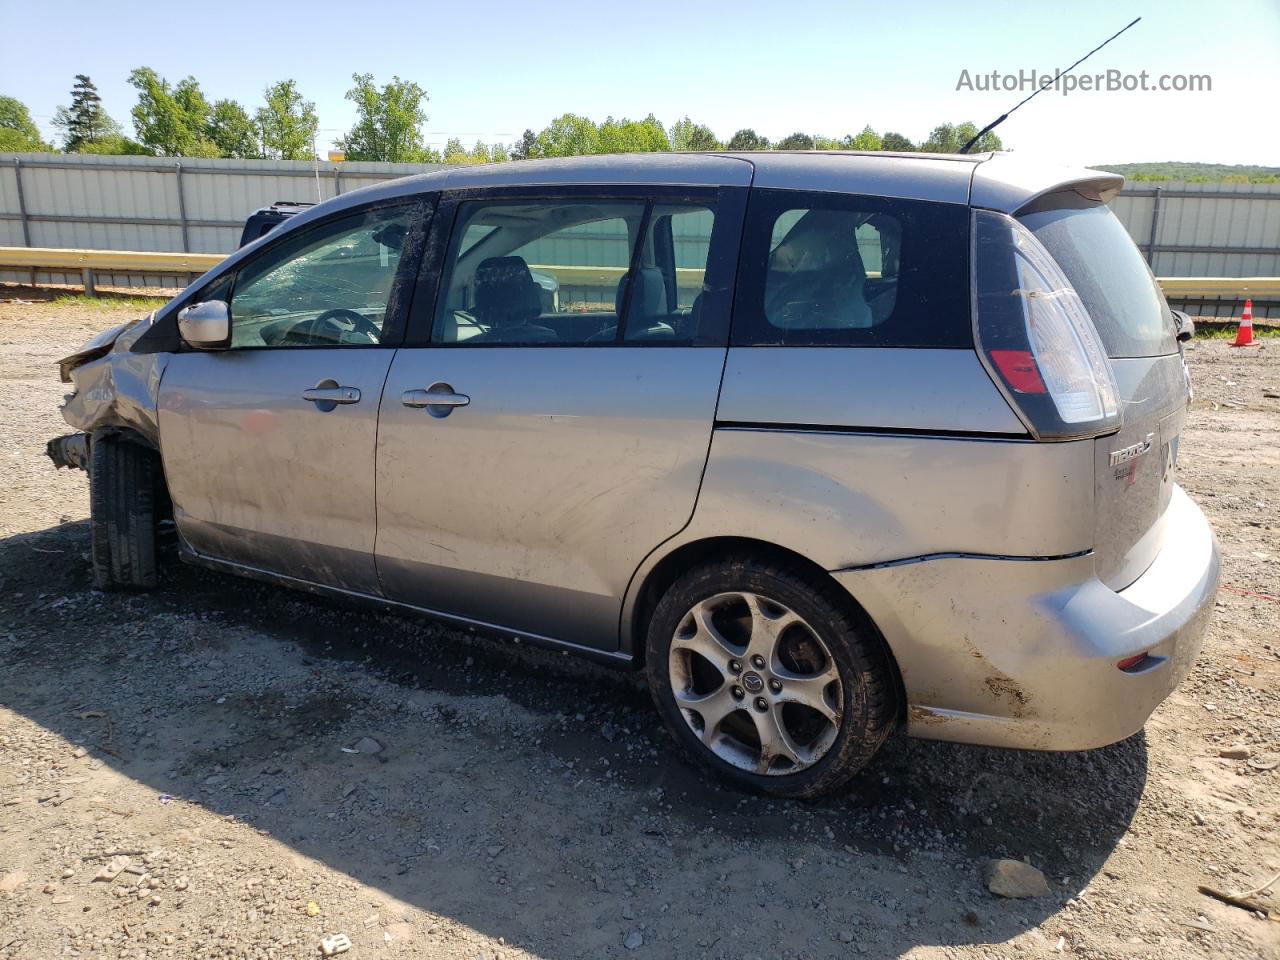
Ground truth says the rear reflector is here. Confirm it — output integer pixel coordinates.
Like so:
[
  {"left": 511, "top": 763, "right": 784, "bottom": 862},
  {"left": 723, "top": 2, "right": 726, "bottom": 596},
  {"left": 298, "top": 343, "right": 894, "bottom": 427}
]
[
  {"left": 1116, "top": 653, "right": 1150, "bottom": 672},
  {"left": 989, "top": 350, "right": 1047, "bottom": 394}
]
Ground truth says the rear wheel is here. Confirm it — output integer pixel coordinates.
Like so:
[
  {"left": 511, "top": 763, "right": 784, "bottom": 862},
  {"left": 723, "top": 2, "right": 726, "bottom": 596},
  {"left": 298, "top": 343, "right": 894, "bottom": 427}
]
[
  {"left": 89, "top": 435, "right": 160, "bottom": 591},
  {"left": 645, "top": 555, "right": 896, "bottom": 798}
]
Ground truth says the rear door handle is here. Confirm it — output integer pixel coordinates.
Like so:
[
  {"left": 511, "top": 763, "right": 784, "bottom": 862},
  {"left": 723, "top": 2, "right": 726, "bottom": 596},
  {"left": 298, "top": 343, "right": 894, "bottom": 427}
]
[
  {"left": 302, "top": 385, "right": 361, "bottom": 405},
  {"left": 399, "top": 386, "right": 471, "bottom": 409}
]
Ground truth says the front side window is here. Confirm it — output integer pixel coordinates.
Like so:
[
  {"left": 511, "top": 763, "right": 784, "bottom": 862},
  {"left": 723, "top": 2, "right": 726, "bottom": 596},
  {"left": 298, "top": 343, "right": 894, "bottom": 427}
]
[
  {"left": 433, "top": 197, "right": 720, "bottom": 346},
  {"left": 228, "top": 203, "right": 414, "bottom": 348},
  {"left": 732, "top": 190, "right": 971, "bottom": 347}
]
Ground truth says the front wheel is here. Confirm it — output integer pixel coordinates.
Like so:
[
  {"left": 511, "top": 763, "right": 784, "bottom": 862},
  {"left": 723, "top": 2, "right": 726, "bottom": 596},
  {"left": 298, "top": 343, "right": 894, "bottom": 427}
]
[
  {"left": 645, "top": 556, "right": 897, "bottom": 799},
  {"left": 89, "top": 435, "right": 161, "bottom": 591}
]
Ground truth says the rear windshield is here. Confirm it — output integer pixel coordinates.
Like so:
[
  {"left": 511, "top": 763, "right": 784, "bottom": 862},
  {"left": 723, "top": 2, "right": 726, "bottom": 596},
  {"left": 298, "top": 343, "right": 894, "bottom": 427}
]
[{"left": 1018, "top": 198, "right": 1176, "bottom": 358}]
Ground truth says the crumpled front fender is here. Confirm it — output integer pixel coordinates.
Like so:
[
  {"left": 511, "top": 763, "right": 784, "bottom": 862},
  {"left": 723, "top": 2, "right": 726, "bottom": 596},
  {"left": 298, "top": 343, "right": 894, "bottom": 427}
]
[{"left": 60, "top": 314, "right": 169, "bottom": 449}]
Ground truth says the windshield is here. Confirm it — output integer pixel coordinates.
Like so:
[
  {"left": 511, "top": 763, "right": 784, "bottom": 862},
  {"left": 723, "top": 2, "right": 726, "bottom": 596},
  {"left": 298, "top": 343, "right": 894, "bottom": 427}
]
[{"left": 1018, "top": 198, "right": 1176, "bottom": 358}]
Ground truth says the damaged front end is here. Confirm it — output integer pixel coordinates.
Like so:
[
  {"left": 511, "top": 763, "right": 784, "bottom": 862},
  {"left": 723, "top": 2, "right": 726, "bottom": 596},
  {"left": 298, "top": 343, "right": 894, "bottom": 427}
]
[
  {"left": 48, "top": 312, "right": 170, "bottom": 471},
  {"left": 47, "top": 432, "right": 90, "bottom": 470}
]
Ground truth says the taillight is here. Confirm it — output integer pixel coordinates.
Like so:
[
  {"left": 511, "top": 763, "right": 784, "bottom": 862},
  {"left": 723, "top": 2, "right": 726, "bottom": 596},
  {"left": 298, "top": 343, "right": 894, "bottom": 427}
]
[{"left": 973, "top": 209, "right": 1121, "bottom": 439}]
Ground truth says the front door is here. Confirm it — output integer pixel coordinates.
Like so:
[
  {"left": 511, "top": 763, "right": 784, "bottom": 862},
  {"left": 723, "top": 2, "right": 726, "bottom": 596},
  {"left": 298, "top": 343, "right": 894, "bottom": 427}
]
[
  {"left": 375, "top": 183, "right": 747, "bottom": 648},
  {"left": 158, "top": 198, "right": 428, "bottom": 593}
]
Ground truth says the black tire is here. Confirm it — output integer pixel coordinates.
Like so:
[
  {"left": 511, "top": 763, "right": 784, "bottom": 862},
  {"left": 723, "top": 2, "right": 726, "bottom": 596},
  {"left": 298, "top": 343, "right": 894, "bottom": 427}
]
[
  {"left": 89, "top": 435, "right": 160, "bottom": 591},
  {"left": 645, "top": 554, "right": 897, "bottom": 799}
]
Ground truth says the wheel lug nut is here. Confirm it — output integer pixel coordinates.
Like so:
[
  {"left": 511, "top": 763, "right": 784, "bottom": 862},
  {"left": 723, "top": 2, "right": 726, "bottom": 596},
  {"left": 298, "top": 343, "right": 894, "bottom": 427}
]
[
  {"left": 731, "top": 685, "right": 745, "bottom": 699},
  {"left": 728, "top": 659, "right": 742, "bottom": 674},
  {"left": 751, "top": 655, "right": 765, "bottom": 669},
  {"left": 769, "top": 679, "right": 782, "bottom": 693},
  {"left": 754, "top": 697, "right": 768, "bottom": 712}
]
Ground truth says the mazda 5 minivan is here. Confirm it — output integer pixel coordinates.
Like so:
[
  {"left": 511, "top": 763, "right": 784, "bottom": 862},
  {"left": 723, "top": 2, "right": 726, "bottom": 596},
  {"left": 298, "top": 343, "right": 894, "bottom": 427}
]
[{"left": 49, "top": 151, "right": 1219, "bottom": 797}]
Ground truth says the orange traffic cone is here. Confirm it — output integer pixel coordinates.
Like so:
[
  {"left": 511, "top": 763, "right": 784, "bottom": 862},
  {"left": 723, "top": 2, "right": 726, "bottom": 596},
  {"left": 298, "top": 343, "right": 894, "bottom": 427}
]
[{"left": 1231, "top": 299, "right": 1257, "bottom": 347}]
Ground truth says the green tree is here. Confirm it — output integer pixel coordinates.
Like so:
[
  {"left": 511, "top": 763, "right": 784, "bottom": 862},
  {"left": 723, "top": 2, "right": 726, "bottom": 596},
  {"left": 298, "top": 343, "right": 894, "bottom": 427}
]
[
  {"left": 669, "top": 116, "right": 721, "bottom": 151},
  {"left": 843, "top": 125, "right": 883, "bottom": 151},
  {"left": 511, "top": 128, "right": 538, "bottom": 160},
  {"left": 596, "top": 114, "right": 669, "bottom": 154},
  {"left": 880, "top": 131, "right": 915, "bottom": 152},
  {"left": 127, "top": 68, "right": 217, "bottom": 156},
  {"left": 491, "top": 142, "right": 510, "bottom": 163},
  {"left": 775, "top": 132, "right": 816, "bottom": 151},
  {"left": 442, "top": 137, "right": 470, "bottom": 165},
  {"left": 535, "top": 113, "right": 599, "bottom": 157},
  {"left": 953, "top": 120, "right": 1002, "bottom": 153},
  {"left": 726, "top": 128, "right": 769, "bottom": 151},
  {"left": 174, "top": 77, "right": 212, "bottom": 134},
  {"left": 0, "top": 95, "right": 52, "bottom": 151},
  {"left": 257, "top": 80, "right": 318, "bottom": 160},
  {"left": 338, "top": 73, "right": 429, "bottom": 162},
  {"left": 52, "top": 75, "right": 121, "bottom": 151},
  {"left": 920, "top": 121, "right": 1001, "bottom": 154},
  {"left": 920, "top": 122, "right": 959, "bottom": 153},
  {"left": 207, "top": 99, "right": 260, "bottom": 158}
]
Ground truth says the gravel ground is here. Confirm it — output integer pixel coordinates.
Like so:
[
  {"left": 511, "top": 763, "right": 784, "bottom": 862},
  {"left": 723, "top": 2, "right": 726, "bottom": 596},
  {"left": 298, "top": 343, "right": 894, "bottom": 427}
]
[{"left": 1, "top": 291, "right": 1277, "bottom": 960}]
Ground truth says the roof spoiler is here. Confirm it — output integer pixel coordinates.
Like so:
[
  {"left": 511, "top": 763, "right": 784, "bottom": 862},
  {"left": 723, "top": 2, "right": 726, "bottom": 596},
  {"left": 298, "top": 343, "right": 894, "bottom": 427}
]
[{"left": 969, "top": 155, "right": 1126, "bottom": 213}]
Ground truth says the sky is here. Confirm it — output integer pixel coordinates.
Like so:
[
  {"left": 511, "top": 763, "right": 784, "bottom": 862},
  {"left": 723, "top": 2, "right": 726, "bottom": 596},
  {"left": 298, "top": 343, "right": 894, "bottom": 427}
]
[{"left": 2, "top": 0, "right": 1278, "bottom": 167}]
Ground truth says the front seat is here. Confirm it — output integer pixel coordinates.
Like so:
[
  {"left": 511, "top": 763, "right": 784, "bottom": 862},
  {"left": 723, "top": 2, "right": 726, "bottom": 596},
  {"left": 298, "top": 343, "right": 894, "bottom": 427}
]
[
  {"left": 468, "top": 256, "right": 557, "bottom": 343},
  {"left": 587, "top": 266, "right": 675, "bottom": 341}
]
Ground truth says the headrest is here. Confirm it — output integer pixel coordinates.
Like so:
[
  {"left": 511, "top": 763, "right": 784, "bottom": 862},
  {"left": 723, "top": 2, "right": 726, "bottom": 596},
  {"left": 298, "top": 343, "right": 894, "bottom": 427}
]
[
  {"left": 616, "top": 266, "right": 668, "bottom": 320},
  {"left": 474, "top": 256, "right": 541, "bottom": 327}
]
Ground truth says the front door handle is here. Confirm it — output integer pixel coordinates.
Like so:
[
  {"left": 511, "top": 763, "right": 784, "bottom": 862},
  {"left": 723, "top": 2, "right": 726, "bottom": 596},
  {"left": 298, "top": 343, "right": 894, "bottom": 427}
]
[
  {"left": 402, "top": 383, "right": 470, "bottom": 418},
  {"left": 302, "top": 385, "right": 361, "bottom": 405}
]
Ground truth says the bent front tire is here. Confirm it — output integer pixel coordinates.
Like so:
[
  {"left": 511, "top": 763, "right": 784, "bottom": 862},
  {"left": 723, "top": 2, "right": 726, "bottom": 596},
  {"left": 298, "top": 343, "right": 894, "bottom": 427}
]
[
  {"left": 645, "top": 555, "right": 897, "bottom": 799},
  {"left": 89, "top": 435, "right": 160, "bottom": 591}
]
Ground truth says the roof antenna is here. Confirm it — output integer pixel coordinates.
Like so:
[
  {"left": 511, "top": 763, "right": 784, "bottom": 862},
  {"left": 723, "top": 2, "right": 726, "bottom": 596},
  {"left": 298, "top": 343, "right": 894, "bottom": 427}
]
[{"left": 958, "top": 16, "right": 1141, "bottom": 154}]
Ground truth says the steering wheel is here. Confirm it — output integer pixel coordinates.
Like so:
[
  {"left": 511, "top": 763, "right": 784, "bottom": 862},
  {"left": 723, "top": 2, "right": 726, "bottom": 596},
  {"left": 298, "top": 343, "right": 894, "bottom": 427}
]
[
  {"left": 312, "top": 308, "right": 381, "bottom": 339},
  {"left": 274, "top": 308, "right": 382, "bottom": 346}
]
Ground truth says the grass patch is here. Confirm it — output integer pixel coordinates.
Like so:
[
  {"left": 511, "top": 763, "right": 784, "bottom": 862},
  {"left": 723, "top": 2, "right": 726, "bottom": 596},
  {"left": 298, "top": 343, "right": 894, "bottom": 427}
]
[
  {"left": 1194, "top": 323, "right": 1280, "bottom": 340},
  {"left": 51, "top": 293, "right": 170, "bottom": 311}
]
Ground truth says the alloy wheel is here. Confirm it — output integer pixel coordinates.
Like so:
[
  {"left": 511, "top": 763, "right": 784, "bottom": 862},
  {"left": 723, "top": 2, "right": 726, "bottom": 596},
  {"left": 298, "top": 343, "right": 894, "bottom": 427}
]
[{"left": 667, "top": 591, "right": 843, "bottom": 775}]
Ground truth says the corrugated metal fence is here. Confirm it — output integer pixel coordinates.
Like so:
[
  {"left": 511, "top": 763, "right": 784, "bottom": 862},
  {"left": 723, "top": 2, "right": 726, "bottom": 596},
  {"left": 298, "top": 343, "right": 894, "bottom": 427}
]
[
  {"left": 0, "top": 153, "right": 446, "bottom": 288},
  {"left": 2, "top": 152, "right": 1277, "bottom": 316},
  {"left": 1110, "top": 182, "right": 1280, "bottom": 317}
]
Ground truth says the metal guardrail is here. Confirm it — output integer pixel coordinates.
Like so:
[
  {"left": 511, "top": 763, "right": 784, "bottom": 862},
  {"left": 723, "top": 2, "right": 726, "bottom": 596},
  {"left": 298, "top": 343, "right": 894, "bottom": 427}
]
[
  {"left": 0, "top": 246, "right": 223, "bottom": 273},
  {"left": 0, "top": 246, "right": 222, "bottom": 296},
  {"left": 2, "top": 245, "right": 1278, "bottom": 303},
  {"left": 1154, "top": 277, "right": 1280, "bottom": 298}
]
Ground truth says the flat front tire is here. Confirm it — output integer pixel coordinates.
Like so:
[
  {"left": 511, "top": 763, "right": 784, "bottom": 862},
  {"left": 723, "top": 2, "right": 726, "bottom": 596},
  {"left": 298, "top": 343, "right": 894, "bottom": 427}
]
[
  {"left": 89, "top": 435, "right": 160, "bottom": 591},
  {"left": 646, "top": 555, "right": 897, "bottom": 799}
]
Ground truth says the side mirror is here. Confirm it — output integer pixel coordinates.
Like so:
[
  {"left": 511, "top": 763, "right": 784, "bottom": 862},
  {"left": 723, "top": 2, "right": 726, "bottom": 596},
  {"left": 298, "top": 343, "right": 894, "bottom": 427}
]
[{"left": 177, "top": 300, "right": 231, "bottom": 349}]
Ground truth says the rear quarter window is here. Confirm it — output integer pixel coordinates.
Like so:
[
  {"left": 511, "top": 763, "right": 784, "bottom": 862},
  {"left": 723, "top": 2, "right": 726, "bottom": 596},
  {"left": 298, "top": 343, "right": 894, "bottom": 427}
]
[
  {"left": 1017, "top": 196, "right": 1176, "bottom": 358},
  {"left": 731, "top": 189, "right": 971, "bottom": 347}
]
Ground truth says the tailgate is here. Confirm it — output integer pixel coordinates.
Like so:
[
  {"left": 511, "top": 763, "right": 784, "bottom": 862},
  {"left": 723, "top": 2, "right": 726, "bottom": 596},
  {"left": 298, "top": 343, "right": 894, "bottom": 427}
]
[
  {"left": 1093, "top": 355, "right": 1186, "bottom": 588},
  {"left": 1017, "top": 196, "right": 1184, "bottom": 590}
]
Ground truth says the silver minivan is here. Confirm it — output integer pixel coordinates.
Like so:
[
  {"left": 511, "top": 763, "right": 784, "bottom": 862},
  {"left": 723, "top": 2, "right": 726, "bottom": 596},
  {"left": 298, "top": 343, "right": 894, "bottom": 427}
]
[{"left": 50, "top": 151, "right": 1220, "bottom": 798}]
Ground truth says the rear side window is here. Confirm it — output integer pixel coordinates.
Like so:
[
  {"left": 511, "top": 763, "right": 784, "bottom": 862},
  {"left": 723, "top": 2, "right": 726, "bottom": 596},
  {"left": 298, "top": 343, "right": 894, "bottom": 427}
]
[
  {"left": 731, "top": 189, "right": 971, "bottom": 347},
  {"left": 432, "top": 197, "right": 724, "bottom": 346},
  {"left": 1017, "top": 198, "right": 1175, "bottom": 358}
]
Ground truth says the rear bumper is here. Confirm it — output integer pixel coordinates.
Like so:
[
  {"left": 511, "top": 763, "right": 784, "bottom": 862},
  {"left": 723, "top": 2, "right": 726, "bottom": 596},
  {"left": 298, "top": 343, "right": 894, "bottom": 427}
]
[{"left": 832, "top": 485, "right": 1219, "bottom": 751}]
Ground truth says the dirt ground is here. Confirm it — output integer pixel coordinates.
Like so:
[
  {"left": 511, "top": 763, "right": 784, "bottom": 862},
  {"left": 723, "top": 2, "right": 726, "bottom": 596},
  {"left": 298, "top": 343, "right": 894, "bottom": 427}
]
[{"left": 0, "top": 291, "right": 1277, "bottom": 960}]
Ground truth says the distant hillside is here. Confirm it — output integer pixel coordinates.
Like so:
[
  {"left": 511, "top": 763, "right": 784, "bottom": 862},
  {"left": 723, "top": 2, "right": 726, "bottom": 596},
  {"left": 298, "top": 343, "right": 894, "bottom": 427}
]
[{"left": 1092, "top": 162, "right": 1280, "bottom": 183}]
